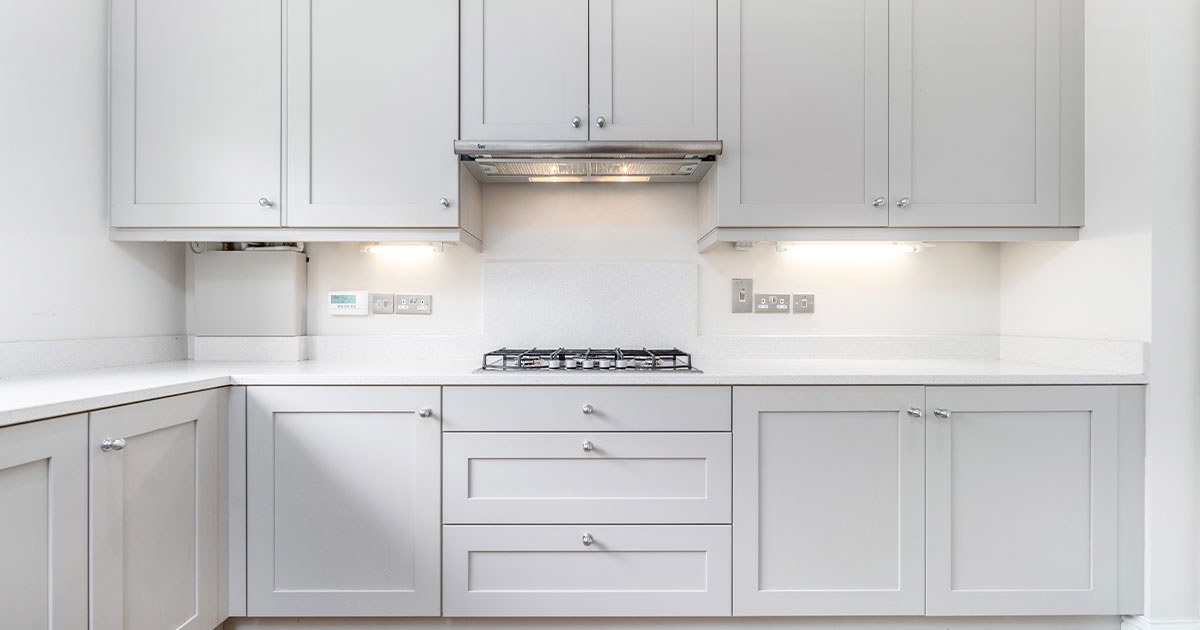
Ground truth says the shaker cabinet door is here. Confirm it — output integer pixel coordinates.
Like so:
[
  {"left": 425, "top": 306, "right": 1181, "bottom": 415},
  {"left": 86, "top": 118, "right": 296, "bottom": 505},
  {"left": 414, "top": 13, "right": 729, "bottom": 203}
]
[
  {"left": 110, "top": 0, "right": 282, "bottom": 228},
  {"left": 284, "top": 0, "right": 462, "bottom": 228},
  {"left": 714, "top": 0, "right": 890, "bottom": 227},
  {"left": 460, "top": 0, "right": 589, "bottom": 141},
  {"left": 247, "top": 386, "right": 442, "bottom": 617},
  {"left": 90, "top": 390, "right": 225, "bottom": 630},
  {"left": 0, "top": 415, "right": 88, "bottom": 630},
  {"left": 925, "top": 386, "right": 1119, "bottom": 615},
  {"left": 889, "top": 0, "right": 1083, "bottom": 227},
  {"left": 733, "top": 386, "right": 926, "bottom": 615},
  {"left": 589, "top": 0, "right": 716, "bottom": 141}
]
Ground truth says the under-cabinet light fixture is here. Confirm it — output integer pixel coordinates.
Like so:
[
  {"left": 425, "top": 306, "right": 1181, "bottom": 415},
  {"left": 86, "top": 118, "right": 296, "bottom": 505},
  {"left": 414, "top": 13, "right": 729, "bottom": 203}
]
[
  {"left": 360, "top": 242, "right": 445, "bottom": 258},
  {"left": 775, "top": 241, "right": 927, "bottom": 260}
]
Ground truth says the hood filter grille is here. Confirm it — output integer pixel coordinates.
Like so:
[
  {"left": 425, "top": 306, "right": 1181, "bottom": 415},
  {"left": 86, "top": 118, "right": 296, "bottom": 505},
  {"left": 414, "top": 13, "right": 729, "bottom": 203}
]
[{"left": 475, "top": 159, "right": 700, "bottom": 181}]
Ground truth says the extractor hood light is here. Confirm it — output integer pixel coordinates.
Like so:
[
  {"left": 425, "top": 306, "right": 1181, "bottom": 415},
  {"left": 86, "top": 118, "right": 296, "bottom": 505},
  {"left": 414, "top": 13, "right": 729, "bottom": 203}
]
[
  {"left": 527, "top": 175, "right": 652, "bottom": 183},
  {"left": 360, "top": 242, "right": 445, "bottom": 258},
  {"left": 775, "top": 241, "right": 926, "bottom": 261}
]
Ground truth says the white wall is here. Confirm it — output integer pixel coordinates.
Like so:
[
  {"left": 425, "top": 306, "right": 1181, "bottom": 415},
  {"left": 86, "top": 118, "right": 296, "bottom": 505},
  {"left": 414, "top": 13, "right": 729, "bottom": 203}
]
[
  {"left": 0, "top": 0, "right": 184, "bottom": 344},
  {"left": 300, "top": 185, "right": 1002, "bottom": 341},
  {"left": 1144, "top": 0, "right": 1200, "bottom": 620},
  {"left": 998, "top": 0, "right": 1152, "bottom": 343}
]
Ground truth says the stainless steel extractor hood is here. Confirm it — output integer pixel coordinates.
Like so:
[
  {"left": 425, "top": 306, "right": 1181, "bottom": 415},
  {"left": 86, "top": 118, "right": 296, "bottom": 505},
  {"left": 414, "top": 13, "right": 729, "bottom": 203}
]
[{"left": 454, "top": 140, "right": 722, "bottom": 183}]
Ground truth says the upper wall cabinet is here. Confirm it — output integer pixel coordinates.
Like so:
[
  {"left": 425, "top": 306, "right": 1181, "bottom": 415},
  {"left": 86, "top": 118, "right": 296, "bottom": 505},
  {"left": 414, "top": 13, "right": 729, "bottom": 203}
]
[
  {"left": 110, "top": 0, "right": 481, "bottom": 244},
  {"left": 110, "top": 0, "right": 282, "bottom": 228},
  {"left": 700, "top": 0, "right": 1083, "bottom": 245},
  {"left": 461, "top": 0, "right": 716, "bottom": 142},
  {"left": 284, "top": 0, "right": 464, "bottom": 229}
]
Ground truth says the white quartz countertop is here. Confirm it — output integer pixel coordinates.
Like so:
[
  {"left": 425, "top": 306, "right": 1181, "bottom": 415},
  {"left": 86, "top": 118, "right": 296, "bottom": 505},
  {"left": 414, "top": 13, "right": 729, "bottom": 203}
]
[{"left": 0, "top": 358, "right": 1147, "bottom": 428}]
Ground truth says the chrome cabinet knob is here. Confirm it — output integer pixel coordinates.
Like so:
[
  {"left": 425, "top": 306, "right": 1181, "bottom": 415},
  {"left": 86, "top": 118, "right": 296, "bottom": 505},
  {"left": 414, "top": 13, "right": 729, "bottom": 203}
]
[
  {"left": 439, "top": 197, "right": 451, "bottom": 208},
  {"left": 581, "top": 404, "right": 594, "bottom": 415},
  {"left": 581, "top": 440, "right": 595, "bottom": 452},
  {"left": 872, "top": 196, "right": 887, "bottom": 208},
  {"left": 418, "top": 407, "right": 434, "bottom": 418},
  {"left": 582, "top": 533, "right": 594, "bottom": 546},
  {"left": 595, "top": 116, "right": 606, "bottom": 128},
  {"left": 896, "top": 197, "right": 911, "bottom": 208},
  {"left": 571, "top": 116, "right": 582, "bottom": 128},
  {"left": 933, "top": 408, "right": 950, "bottom": 419},
  {"left": 258, "top": 197, "right": 274, "bottom": 207},
  {"left": 906, "top": 407, "right": 923, "bottom": 418},
  {"left": 100, "top": 437, "right": 126, "bottom": 452}
]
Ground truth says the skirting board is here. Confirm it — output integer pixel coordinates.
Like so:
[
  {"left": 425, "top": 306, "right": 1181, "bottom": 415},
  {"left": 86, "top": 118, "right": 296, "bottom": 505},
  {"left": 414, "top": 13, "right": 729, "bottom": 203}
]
[
  {"left": 1122, "top": 617, "right": 1200, "bottom": 630},
  {"left": 225, "top": 616, "right": 1123, "bottom": 630}
]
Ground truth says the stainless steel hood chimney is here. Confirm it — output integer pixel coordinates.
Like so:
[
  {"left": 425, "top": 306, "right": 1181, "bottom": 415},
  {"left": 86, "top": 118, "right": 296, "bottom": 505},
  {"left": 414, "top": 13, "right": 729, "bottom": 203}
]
[{"left": 454, "top": 140, "right": 722, "bottom": 183}]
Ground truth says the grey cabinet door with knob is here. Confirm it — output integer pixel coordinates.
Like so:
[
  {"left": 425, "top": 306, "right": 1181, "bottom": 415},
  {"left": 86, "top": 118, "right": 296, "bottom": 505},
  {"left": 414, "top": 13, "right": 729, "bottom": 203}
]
[
  {"left": 0, "top": 414, "right": 88, "bottom": 630},
  {"left": 924, "top": 385, "right": 1120, "bottom": 615},
  {"left": 888, "top": 0, "right": 1084, "bottom": 227},
  {"left": 110, "top": 0, "right": 282, "bottom": 228},
  {"left": 460, "top": 0, "right": 589, "bottom": 141},
  {"left": 713, "top": 0, "right": 891, "bottom": 228},
  {"left": 284, "top": 0, "right": 463, "bottom": 228},
  {"left": 90, "top": 390, "right": 225, "bottom": 630},
  {"left": 733, "top": 386, "right": 926, "bottom": 615},
  {"left": 247, "top": 386, "right": 442, "bottom": 617},
  {"left": 588, "top": 0, "right": 717, "bottom": 141}
]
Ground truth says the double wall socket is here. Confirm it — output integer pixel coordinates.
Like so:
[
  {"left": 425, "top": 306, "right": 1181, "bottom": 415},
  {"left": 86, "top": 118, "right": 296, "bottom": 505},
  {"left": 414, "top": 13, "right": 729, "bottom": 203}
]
[
  {"left": 396, "top": 294, "right": 432, "bottom": 315},
  {"left": 754, "top": 293, "right": 792, "bottom": 313},
  {"left": 369, "top": 293, "right": 432, "bottom": 315}
]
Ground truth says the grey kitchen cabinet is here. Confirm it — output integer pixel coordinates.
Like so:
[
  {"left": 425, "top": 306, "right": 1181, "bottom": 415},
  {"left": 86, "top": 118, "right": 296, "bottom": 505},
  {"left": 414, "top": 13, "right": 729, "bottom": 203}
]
[
  {"left": 733, "top": 386, "right": 927, "bottom": 616},
  {"left": 460, "top": 0, "right": 716, "bottom": 142},
  {"left": 701, "top": 0, "right": 1083, "bottom": 238},
  {"left": 284, "top": 0, "right": 473, "bottom": 230},
  {"left": 110, "top": 0, "right": 480, "bottom": 240},
  {"left": 110, "top": 0, "right": 282, "bottom": 228},
  {"left": 925, "top": 386, "right": 1130, "bottom": 615},
  {"left": 90, "top": 389, "right": 226, "bottom": 630},
  {"left": 247, "top": 386, "right": 442, "bottom": 617},
  {"left": 889, "top": 0, "right": 1083, "bottom": 228},
  {"left": 0, "top": 414, "right": 88, "bottom": 630},
  {"left": 735, "top": 384, "right": 1143, "bottom": 617}
]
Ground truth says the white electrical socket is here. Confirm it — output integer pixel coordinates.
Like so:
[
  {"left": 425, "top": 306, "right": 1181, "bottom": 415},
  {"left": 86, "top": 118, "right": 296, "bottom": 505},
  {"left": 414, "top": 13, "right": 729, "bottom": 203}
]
[{"left": 395, "top": 294, "right": 432, "bottom": 315}]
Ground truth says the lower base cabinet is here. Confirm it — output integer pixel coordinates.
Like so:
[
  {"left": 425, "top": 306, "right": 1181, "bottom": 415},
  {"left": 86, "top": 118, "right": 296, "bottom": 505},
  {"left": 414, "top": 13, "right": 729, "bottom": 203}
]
[
  {"left": 0, "top": 414, "right": 88, "bottom": 630},
  {"left": 733, "top": 386, "right": 927, "bottom": 616},
  {"left": 90, "top": 389, "right": 226, "bottom": 630},
  {"left": 246, "top": 386, "right": 442, "bottom": 617},
  {"left": 443, "top": 525, "right": 732, "bottom": 617},
  {"left": 734, "top": 385, "right": 1142, "bottom": 617},
  {"left": 925, "top": 386, "right": 1124, "bottom": 615}
]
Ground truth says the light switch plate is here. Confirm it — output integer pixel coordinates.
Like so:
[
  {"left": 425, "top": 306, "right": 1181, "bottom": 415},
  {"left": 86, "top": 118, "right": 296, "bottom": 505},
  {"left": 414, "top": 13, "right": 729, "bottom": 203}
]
[
  {"left": 370, "top": 292, "right": 394, "bottom": 314},
  {"left": 732, "top": 278, "right": 753, "bottom": 313},
  {"left": 754, "top": 293, "right": 791, "bottom": 313},
  {"left": 395, "top": 294, "right": 432, "bottom": 315},
  {"left": 793, "top": 293, "right": 815, "bottom": 314}
]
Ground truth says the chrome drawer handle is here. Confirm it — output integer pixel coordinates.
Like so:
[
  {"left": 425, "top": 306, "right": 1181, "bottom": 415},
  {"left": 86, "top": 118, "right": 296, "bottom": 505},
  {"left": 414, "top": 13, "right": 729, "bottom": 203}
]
[
  {"left": 906, "top": 407, "right": 923, "bottom": 418},
  {"left": 582, "top": 533, "right": 594, "bottom": 546},
  {"left": 581, "top": 403, "right": 594, "bottom": 415},
  {"left": 581, "top": 440, "right": 595, "bottom": 453},
  {"left": 933, "top": 408, "right": 950, "bottom": 419},
  {"left": 100, "top": 437, "right": 126, "bottom": 452}
]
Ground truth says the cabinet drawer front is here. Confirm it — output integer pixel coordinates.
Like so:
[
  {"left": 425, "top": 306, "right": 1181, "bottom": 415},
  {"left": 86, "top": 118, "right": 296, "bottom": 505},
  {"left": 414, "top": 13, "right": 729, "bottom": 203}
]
[
  {"left": 443, "top": 525, "right": 731, "bottom": 617},
  {"left": 444, "top": 433, "right": 731, "bottom": 524},
  {"left": 443, "top": 386, "right": 731, "bottom": 431}
]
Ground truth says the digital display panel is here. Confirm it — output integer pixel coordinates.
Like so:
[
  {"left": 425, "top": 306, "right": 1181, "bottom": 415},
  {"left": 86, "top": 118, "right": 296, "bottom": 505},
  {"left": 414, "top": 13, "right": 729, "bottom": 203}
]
[{"left": 331, "top": 294, "right": 358, "bottom": 304}]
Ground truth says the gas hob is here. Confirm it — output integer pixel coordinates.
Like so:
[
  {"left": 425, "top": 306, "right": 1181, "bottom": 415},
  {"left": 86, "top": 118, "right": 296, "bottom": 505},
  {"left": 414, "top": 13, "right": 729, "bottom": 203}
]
[{"left": 480, "top": 347, "right": 698, "bottom": 372}]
